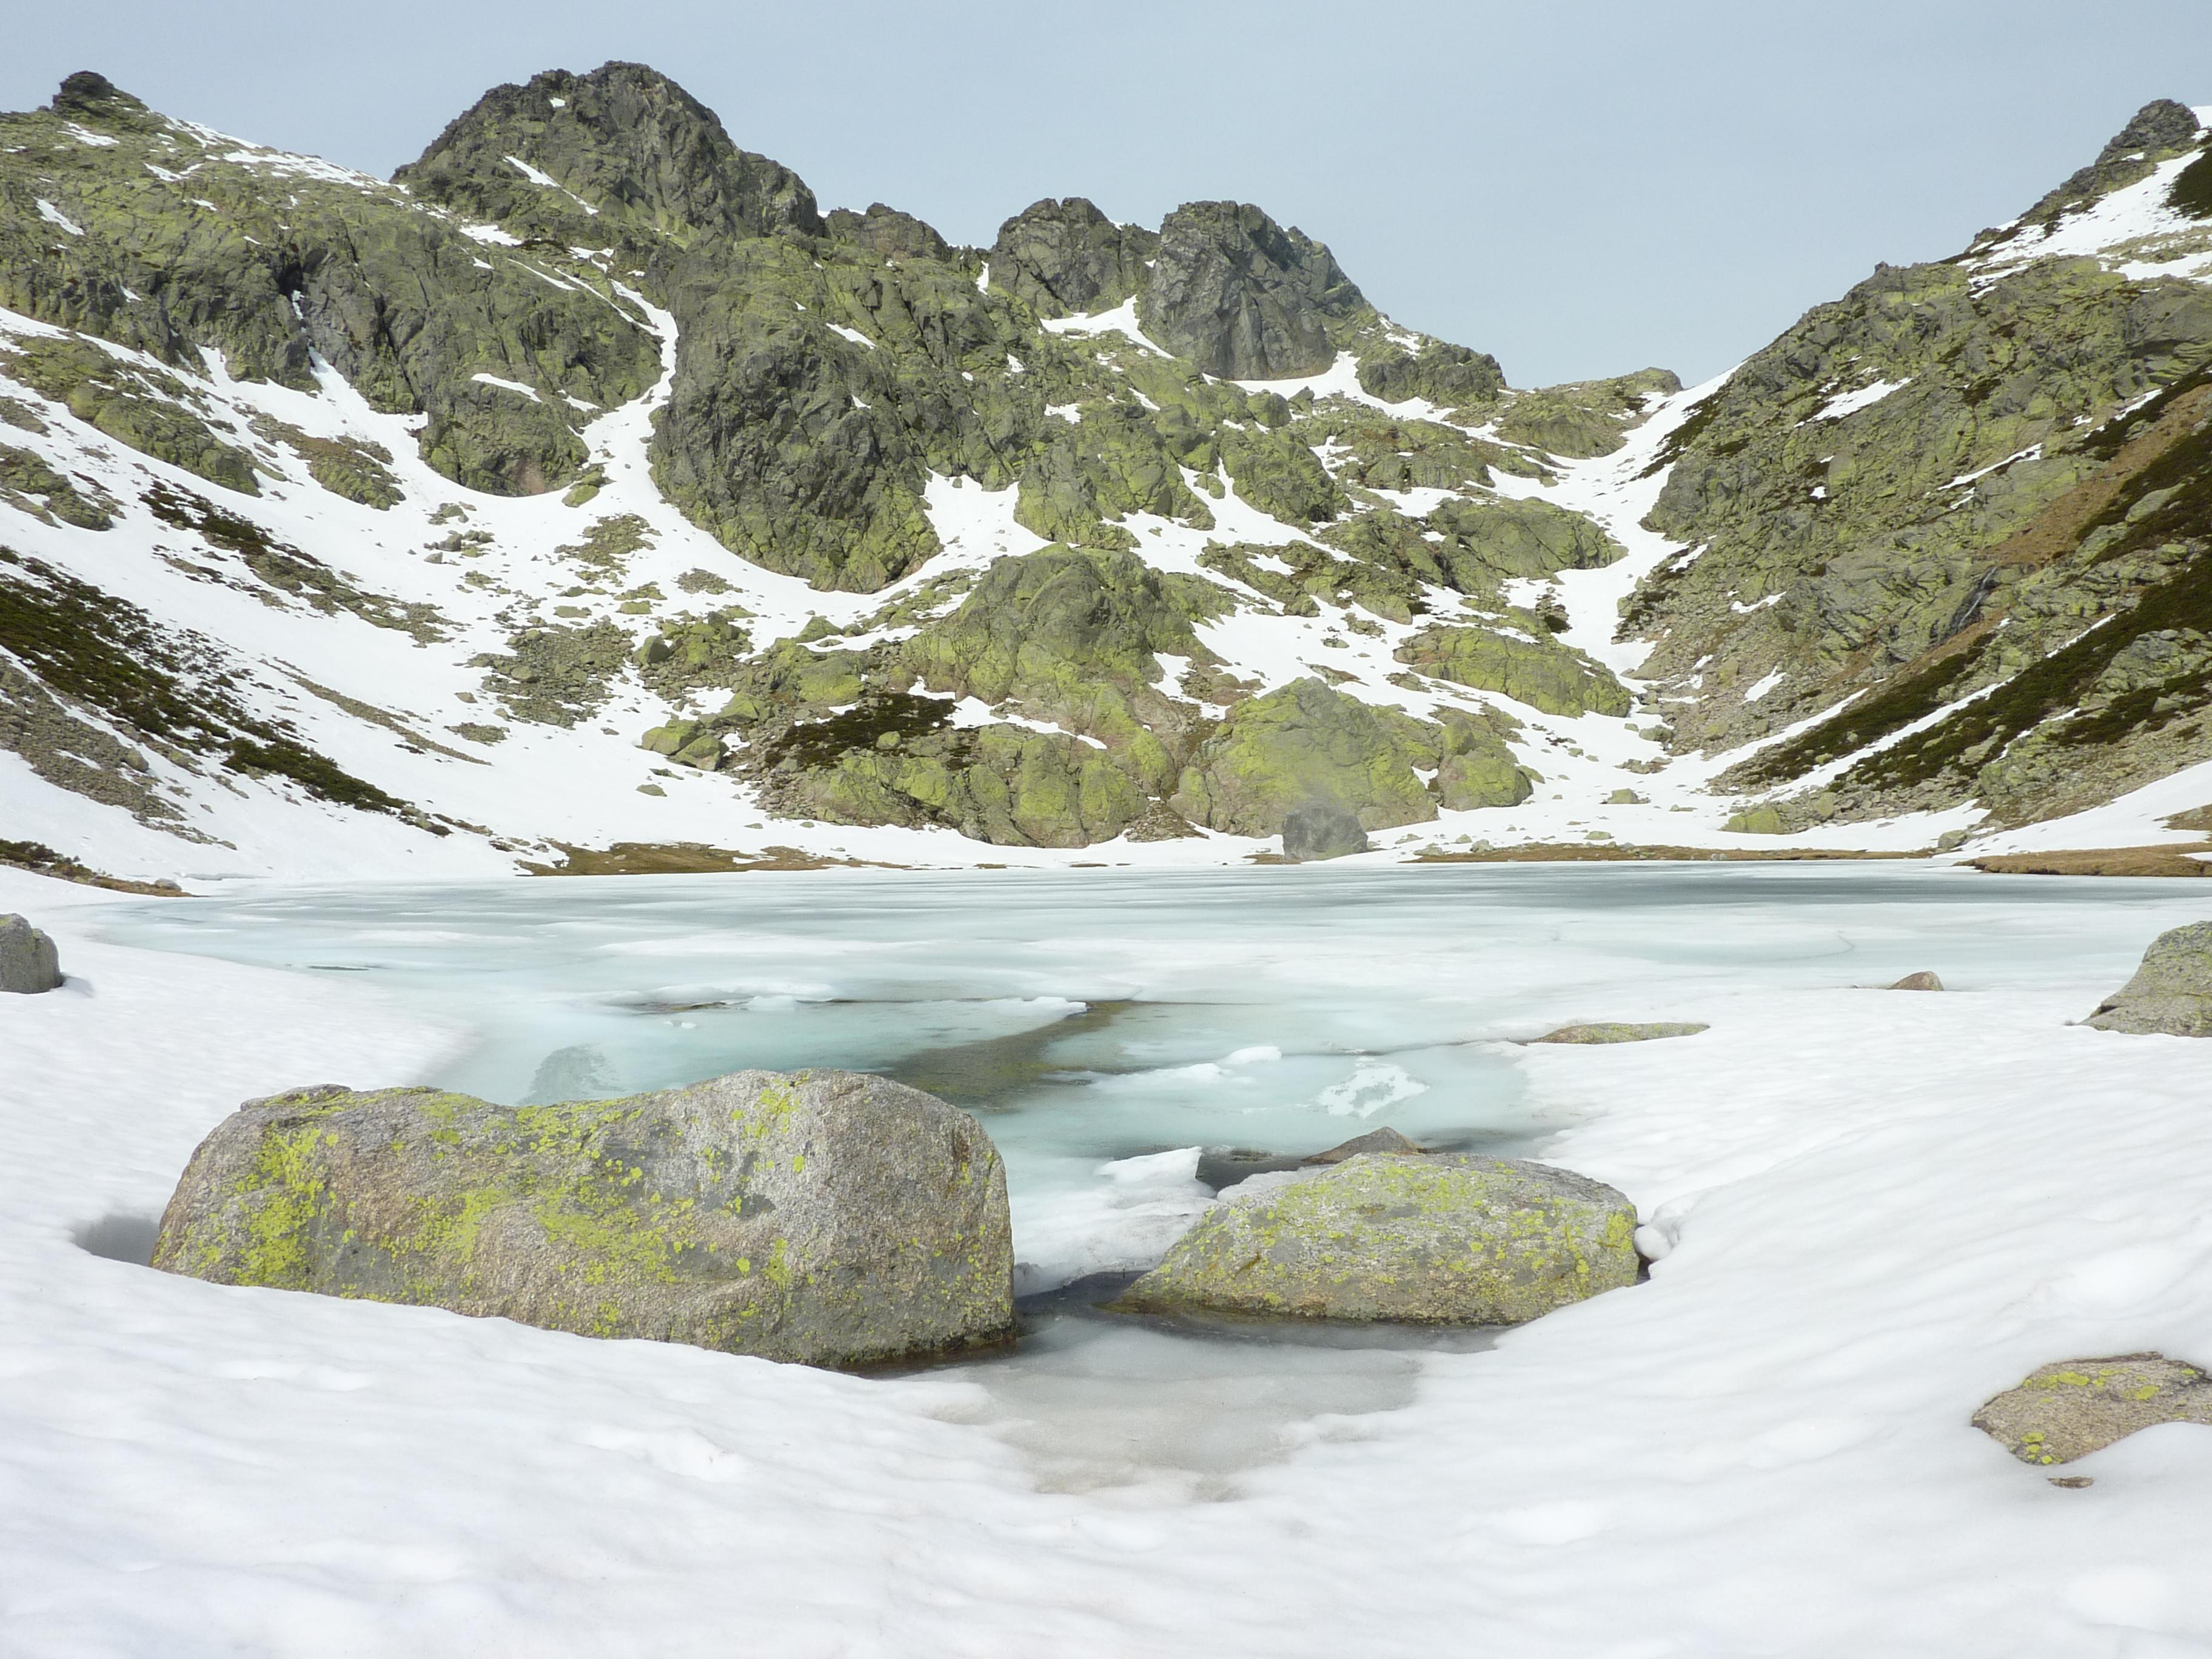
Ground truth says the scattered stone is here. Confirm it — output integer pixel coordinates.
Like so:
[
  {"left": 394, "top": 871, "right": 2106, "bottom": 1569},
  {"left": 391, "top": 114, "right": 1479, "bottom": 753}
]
[
  {"left": 1888, "top": 971, "right": 1945, "bottom": 991},
  {"left": 0, "top": 914, "right": 61, "bottom": 993},
  {"left": 1122, "top": 802, "right": 1205, "bottom": 842},
  {"left": 152, "top": 1070, "right": 1015, "bottom": 1369},
  {"left": 1972, "top": 1353, "right": 2212, "bottom": 1464},
  {"left": 1304, "top": 1125, "right": 1426, "bottom": 1164},
  {"left": 2085, "top": 921, "right": 2212, "bottom": 1034},
  {"left": 1606, "top": 788, "right": 1646, "bottom": 805},
  {"left": 1281, "top": 802, "right": 1369, "bottom": 862},
  {"left": 1119, "top": 1153, "right": 1637, "bottom": 1325},
  {"left": 1530, "top": 1021, "right": 1708, "bottom": 1044},
  {"left": 1724, "top": 805, "right": 1787, "bottom": 835}
]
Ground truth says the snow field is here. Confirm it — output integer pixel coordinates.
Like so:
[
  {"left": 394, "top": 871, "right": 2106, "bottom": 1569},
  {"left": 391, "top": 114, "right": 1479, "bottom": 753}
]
[{"left": 7, "top": 863, "right": 2212, "bottom": 1653}]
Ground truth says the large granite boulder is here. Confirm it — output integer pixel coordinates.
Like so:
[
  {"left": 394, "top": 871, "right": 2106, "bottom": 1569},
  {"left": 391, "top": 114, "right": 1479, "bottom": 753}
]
[
  {"left": 2085, "top": 921, "right": 2212, "bottom": 1035},
  {"left": 1137, "top": 201, "right": 1366, "bottom": 380},
  {"left": 1281, "top": 802, "right": 1369, "bottom": 862},
  {"left": 1974, "top": 1353, "right": 2212, "bottom": 1465},
  {"left": 152, "top": 1070, "right": 1014, "bottom": 1369},
  {"left": 1119, "top": 1153, "right": 1638, "bottom": 1325},
  {"left": 0, "top": 914, "right": 61, "bottom": 993}
]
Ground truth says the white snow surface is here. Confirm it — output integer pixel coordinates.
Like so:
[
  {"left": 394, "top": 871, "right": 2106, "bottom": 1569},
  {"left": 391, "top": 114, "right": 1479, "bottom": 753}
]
[
  {"left": 1811, "top": 377, "right": 1908, "bottom": 421},
  {"left": 1971, "top": 147, "right": 2212, "bottom": 287},
  {"left": 9, "top": 862, "right": 2212, "bottom": 1654}
]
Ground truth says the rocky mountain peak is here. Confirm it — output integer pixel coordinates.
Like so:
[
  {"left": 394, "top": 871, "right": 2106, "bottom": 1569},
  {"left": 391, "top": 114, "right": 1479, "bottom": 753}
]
[
  {"left": 1138, "top": 200, "right": 1367, "bottom": 379},
  {"left": 988, "top": 198, "right": 1158, "bottom": 318},
  {"left": 825, "top": 203, "right": 951, "bottom": 264},
  {"left": 47, "top": 72, "right": 150, "bottom": 128},
  {"left": 2021, "top": 96, "right": 2204, "bottom": 227},
  {"left": 394, "top": 60, "right": 822, "bottom": 247}
]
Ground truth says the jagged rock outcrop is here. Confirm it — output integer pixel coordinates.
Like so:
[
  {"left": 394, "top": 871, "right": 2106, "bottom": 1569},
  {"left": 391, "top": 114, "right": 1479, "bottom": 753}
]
[
  {"left": 1138, "top": 201, "right": 1367, "bottom": 379},
  {"left": 1356, "top": 338, "right": 1506, "bottom": 409},
  {"left": 825, "top": 203, "right": 950, "bottom": 263},
  {"left": 988, "top": 198, "right": 1157, "bottom": 317},
  {"left": 1120, "top": 1153, "right": 1639, "bottom": 1324},
  {"left": 2019, "top": 99, "right": 2202, "bottom": 229},
  {"left": 395, "top": 61, "right": 822, "bottom": 251},
  {"left": 153, "top": 1072, "right": 1016, "bottom": 1369}
]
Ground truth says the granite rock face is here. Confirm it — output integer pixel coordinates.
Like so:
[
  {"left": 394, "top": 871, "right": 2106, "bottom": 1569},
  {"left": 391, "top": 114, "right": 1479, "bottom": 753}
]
[
  {"left": 152, "top": 1070, "right": 1016, "bottom": 1369},
  {"left": 395, "top": 60, "right": 822, "bottom": 247},
  {"left": 988, "top": 198, "right": 1158, "bottom": 318},
  {"left": 1138, "top": 201, "right": 1367, "bottom": 379}
]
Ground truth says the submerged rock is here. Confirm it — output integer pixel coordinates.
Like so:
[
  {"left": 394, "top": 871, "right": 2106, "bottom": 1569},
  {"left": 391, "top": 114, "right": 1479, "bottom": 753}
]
[
  {"left": 1973, "top": 1354, "right": 2212, "bottom": 1464},
  {"left": 1888, "top": 971, "right": 1944, "bottom": 991},
  {"left": 1530, "top": 1021, "right": 1708, "bottom": 1044},
  {"left": 1281, "top": 803, "right": 1369, "bottom": 862},
  {"left": 2085, "top": 921, "right": 2212, "bottom": 1035},
  {"left": 1304, "top": 1125, "right": 1425, "bottom": 1163},
  {"left": 152, "top": 1070, "right": 1014, "bottom": 1369},
  {"left": 1119, "top": 1154, "right": 1637, "bottom": 1325},
  {"left": 0, "top": 914, "right": 61, "bottom": 993}
]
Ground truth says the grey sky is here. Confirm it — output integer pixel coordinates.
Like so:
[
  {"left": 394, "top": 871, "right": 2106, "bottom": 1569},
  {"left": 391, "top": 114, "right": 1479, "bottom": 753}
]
[{"left": 10, "top": 1, "right": 2212, "bottom": 387}]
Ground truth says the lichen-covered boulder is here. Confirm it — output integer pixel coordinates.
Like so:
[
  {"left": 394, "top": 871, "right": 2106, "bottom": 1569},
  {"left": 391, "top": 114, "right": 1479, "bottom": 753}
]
[
  {"left": 2085, "top": 922, "right": 2212, "bottom": 1035},
  {"left": 1395, "top": 622, "right": 1632, "bottom": 718},
  {"left": 1530, "top": 1022, "right": 1708, "bottom": 1044},
  {"left": 1119, "top": 1153, "right": 1638, "bottom": 1325},
  {"left": 152, "top": 1070, "right": 1014, "bottom": 1369},
  {"left": 0, "top": 914, "right": 62, "bottom": 993},
  {"left": 1281, "top": 802, "right": 1369, "bottom": 861},
  {"left": 1171, "top": 677, "right": 1439, "bottom": 837},
  {"left": 1973, "top": 1353, "right": 2212, "bottom": 1464}
]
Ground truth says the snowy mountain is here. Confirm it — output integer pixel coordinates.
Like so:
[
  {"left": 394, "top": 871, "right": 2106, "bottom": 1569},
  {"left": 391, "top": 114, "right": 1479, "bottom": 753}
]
[{"left": 4, "top": 67, "right": 2211, "bottom": 881}]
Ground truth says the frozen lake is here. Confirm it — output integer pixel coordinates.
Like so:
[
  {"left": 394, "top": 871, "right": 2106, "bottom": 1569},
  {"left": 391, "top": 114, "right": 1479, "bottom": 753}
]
[
  {"left": 15, "top": 859, "right": 2212, "bottom": 1653},
  {"left": 94, "top": 862, "right": 2212, "bottom": 1493}
]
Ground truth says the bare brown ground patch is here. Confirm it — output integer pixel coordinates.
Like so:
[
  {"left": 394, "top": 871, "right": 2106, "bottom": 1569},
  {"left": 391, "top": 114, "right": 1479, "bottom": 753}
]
[
  {"left": 1968, "top": 843, "right": 2212, "bottom": 877},
  {"left": 520, "top": 842, "right": 900, "bottom": 876}
]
